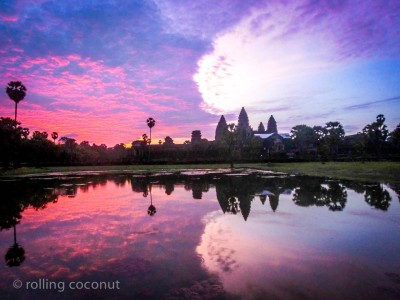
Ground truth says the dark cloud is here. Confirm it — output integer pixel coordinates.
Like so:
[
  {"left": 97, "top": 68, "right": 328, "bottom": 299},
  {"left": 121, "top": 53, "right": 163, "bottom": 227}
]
[
  {"left": 345, "top": 96, "right": 400, "bottom": 110},
  {"left": 278, "top": 0, "right": 400, "bottom": 59}
]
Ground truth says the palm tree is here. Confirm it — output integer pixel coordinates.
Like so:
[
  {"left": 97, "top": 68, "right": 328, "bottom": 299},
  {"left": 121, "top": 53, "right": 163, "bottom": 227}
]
[
  {"left": 5, "top": 224, "right": 25, "bottom": 267},
  {"left": 51, "top": 132, "right": 59, "bottom": 143},
  {"left": 146, "top": 117, "right": 155, "bottom": 144},
  {"left": 147, "top": 184, "right": 156, "bottom": 216},
  {"left": 6, "top": 81, "right": 27, "bottom": 123},
  {"left": 224, "top": 123, "right": 238, "bottom": 168}
]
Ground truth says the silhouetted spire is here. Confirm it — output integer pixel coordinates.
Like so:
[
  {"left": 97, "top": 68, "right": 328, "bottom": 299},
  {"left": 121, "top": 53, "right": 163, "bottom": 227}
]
[
  {"left": 215, "top": 115, "right": 228, "bottom": 141},
  {"left": 238, "top": 107, "right": 250, "bottom": 129},
  {"left": 258, "top": 122, "right": 265, "bottom": 133},
  {"left": 237, "top": 107, "right": 253, "bottom": 139},
  {"left": 269, "top": 195, "right": 279, "bottom": 212},
  {"left": 191, "top": 130, "right": 202, "bottom": 144},
  {"left": 239, "top": 195, "right": 252, "bottom": 221},
  {"left": 266, "top": 115, "right": 277, "bottom": 134}
]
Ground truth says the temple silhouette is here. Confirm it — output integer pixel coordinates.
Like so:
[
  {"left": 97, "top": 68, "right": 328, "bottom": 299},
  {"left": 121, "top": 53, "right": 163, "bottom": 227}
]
[{"left": 215, "top": 107, "right": 291, "bottom": 153}]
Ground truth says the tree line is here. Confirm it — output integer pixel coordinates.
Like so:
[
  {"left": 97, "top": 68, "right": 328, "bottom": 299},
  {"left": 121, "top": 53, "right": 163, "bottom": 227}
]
[
  {"left": 1, "top": 114, "right": 398, "bottom": 167},
  {"left": 0, "top": 116, "right": 264, "bottom": 166},
  {"left": 1, "top": 80, "right": 399, "bottom": 167},
  {"left": 289, "top": 115, "right": 400, "bottom": 161}
]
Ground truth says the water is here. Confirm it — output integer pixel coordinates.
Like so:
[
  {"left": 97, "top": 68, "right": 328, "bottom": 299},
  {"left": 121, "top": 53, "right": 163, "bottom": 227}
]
[{"left": 0, "top": 172, "right": 399, "bottom": 299}]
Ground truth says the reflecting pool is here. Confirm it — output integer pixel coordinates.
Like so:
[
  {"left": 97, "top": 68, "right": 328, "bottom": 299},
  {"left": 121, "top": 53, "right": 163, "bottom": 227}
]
[{"left": 0, "top": 171, "right": 400, "bottom": 299}]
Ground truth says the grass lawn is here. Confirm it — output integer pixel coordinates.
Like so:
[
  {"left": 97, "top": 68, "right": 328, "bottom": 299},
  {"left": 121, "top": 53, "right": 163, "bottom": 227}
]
[
  {"left": 1, "top": 161, "right": 399, "bottom": 183},
  {"left": 244, "top": 161, "right": 400, "bottom": 184}
]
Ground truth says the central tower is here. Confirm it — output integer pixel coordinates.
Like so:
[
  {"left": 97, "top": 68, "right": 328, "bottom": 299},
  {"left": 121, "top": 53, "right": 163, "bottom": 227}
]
[{"left": 237, "top": 107, "right": 253, "bottom": 139}]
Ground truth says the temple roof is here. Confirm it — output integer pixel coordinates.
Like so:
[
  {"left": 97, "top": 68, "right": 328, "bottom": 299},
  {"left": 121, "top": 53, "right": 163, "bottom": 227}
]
[{"left": 254, "top": 133, "right": 290, "bottom": 139}]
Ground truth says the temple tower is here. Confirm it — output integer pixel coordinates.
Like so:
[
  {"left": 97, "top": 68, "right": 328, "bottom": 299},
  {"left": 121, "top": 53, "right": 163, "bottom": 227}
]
[
  {"left": 266, "top": 115, "right": 278, "bottom": 134},
  {"left": 238, "top": 107, "right": 250, "bottom": 129},
  {"left": 191, "top": 130, "right": 202, "bottom": 145},
  {"left": 237, "top": 107, "right": 253, "bottom": 139},
  {"left": 258, "top": 122, "right": 265, "bottom": 133},
  {"left": 215, "top": 115, "right": 228, "bottom": 141}
]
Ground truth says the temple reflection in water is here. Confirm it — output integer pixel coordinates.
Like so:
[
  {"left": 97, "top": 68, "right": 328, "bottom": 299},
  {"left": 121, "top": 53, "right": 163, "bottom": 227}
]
[
  {"left": 1, "top": 172, "right": 397, "bottom": 232},
  {"left": 1, "top": 172, "right": 399, "bottom": 299}
]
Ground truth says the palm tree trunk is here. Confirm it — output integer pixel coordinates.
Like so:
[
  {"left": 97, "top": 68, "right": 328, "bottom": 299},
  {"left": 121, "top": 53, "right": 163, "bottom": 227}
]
[
  {"left": 14, "top": 102, "right": 18, "bottom": 123},
  {"left": 13, "top": 224, "right": 17, "bottom": 245},
  {"left": 149, "top": 128, "right": 152, "bottom": 161}
]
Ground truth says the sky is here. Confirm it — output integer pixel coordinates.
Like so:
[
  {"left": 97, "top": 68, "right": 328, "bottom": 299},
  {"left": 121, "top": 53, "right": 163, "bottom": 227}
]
[{"left": 0, "top": 0, "right": 399, "bottom": 146}]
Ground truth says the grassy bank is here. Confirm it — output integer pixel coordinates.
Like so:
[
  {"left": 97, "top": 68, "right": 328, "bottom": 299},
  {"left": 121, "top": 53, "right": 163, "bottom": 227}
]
[
  {"left": 0, "top": 164, "right": 233, "bottom": 176},
  {"left": 246, "top": 161, "right": 400, "bottom": 184},
  {"left": 1, "top": 161, "right": 399, "bottom": 183}
]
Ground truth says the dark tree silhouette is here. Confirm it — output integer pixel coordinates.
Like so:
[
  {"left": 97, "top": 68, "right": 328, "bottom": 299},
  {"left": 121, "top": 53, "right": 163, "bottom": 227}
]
[
  {"left": 164, "top": 136, "right": 174, "bottom": 145},
  {"left": 290, "top": 124, "right": 317, "bottom": 156},
  {"left": 165, "top": 181, "right": 174, "bottom": 195},
  {"left": 147, "top": 185, "right": 156, "bottom": 216},
  {"left": 5, "top": 224, "right": 25, "bottom": 267},
  {"left": 363, "top": 114, "right": 389, "bottom": 157},
  {"left": 142, "top": 134, "right": 150, "bottom": 145},
  {"left": 146, "top": 117, "right": 155, "bottom": 144},
  {"left": 389, "top": 123, "right": 400, "bottom": 148},
  {"left": 365, "top": 184, "right": 391, "bottom": 210},
  {"left": 224, "top": 124, "right": 238, "bottom": 168},
  {"left": 0, "top": 117, "right": 29, "bottom": 166},
  {"left": 325, "top": 182, "right": 347, "bottom": 211},
  {"left": 51, "top": 132, "right": 58, "bottom": 143},
  {"left": 6, "top": 81, "right": 27, "bottom": 123},
  {"left": 147, "top": 204, "right": 156, "bottom": 216},
  {"left": 324, "top": 121, "right": 345, "bottom": 157},
  {"left": 226, "top": 196, "right": 240, "bottom": 215}
]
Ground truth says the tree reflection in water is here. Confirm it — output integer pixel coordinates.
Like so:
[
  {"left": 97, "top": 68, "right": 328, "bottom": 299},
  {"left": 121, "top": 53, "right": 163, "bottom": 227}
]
[
  {"left": 226, "top": 197, "right": 240, "bottom": 215},
  {"left": 0, "top": 191, "right": 25, "bottom": 267},
  {"left": 0, "top": 173, "right": 397, "bottom": 265},
  {"left": 5, "top": 224, "right": 25, "bottom": 267},
  {"left": 128, "top": 173, "right": 397, "bottom": 220},
  {"left": 147, "top": 185, "right": 157, "bottom": 217},
  {"left": 130, "top": 177, "right": 157, "bottom": 216},
  {"left": 365, "top": 184, "right": 392, "bottom": 210},
  {"left": 165, "top": 181, "right": 174, "bottom": 196},
  {"left": 325, "top": 182, "right": 348, "bottom": 211}
]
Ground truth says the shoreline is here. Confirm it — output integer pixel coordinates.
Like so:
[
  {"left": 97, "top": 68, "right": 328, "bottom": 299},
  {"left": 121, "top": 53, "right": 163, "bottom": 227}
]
[{"left": 1, "top": 162, "right": 399, "bottom": 184}]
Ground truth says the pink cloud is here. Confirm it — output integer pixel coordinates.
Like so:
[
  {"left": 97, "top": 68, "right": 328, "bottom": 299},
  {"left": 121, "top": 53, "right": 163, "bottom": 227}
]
[
  {"left": 0, "top": 15, "right": 19, "bottom": 22},
  {"left": 1, "top": 53, "right": 198, "bottom": 145}
]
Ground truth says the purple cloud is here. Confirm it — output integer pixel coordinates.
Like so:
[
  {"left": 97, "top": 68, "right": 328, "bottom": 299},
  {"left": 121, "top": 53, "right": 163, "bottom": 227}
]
[{"left": 0, "top": 0, "right": 399, "bottom": 144}]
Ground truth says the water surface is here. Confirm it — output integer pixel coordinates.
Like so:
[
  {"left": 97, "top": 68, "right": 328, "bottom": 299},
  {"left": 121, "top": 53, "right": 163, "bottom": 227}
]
[{"left": 1, "top": 173, "right": 399, "bottom": 299}]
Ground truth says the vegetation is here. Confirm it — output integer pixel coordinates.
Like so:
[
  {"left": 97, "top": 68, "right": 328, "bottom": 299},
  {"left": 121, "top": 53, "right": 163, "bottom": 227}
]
[
  {"left": 248, "top": 161, "right": 400, "bottom": 184},
  {"left": 6, "top": 81, "right": 26, "bottom": 123},
  {"left": 289, "top": 115, "right": 399, "bottom": 161},
  {"left": 1, "top": 113, "right": 400, "bottom": 169},
  {"left": 146, "top": 117, "right": 155, "bottom": 144},
  {"left": 1, "top": 82, "right": 399, "bottom": 172}
]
